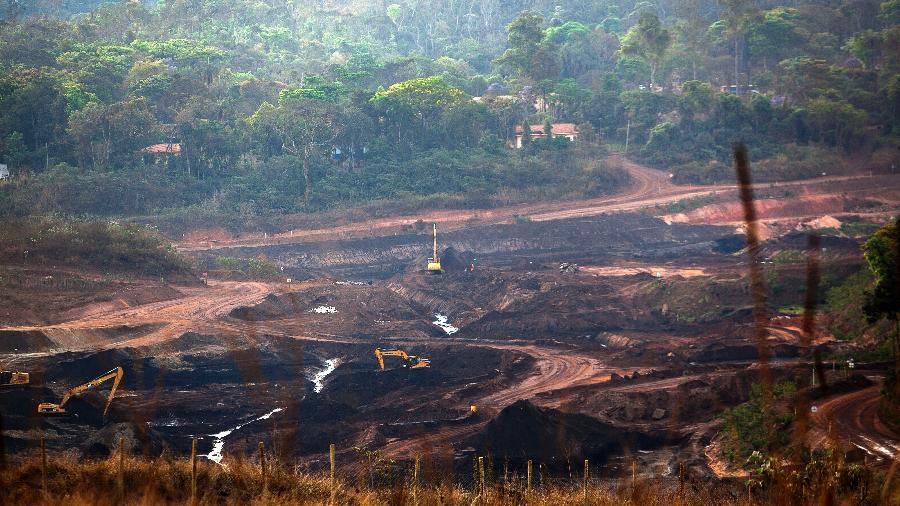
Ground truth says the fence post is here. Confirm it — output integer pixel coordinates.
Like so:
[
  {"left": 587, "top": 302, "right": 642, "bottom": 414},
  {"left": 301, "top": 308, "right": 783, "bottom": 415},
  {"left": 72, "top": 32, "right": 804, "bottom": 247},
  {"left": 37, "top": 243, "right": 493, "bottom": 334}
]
[
  {"left": 472, "top": 456, "right": 478, "bottom": 492},
  {"left": 41, "top": 436, "right": 47, "bottom": 498},
  {"left": 631, "top": 459, "right": 636, "bottom": 495},
  {"left": 526, "top": 459, "right": 532, "bottom": 493},
  {"left": 478, "top": 456, "right": 485, "bottom": 496},
  {"left": 117, "top": 437, "right": 125, "bottom": 499},
  {"left": 583, "top": 459, "right": 589, "bottom": 498},
  {"left": 190, "top": 438, "right": 198, "bottom": 505},
  {"left": 329, "top": 443, "right": 336, "bottom": 491},
  {"left": 258, "top": 441, "right": 267, "bottom": 493},
  {"left": 413, "top": 454, "right": 420, "bottom": 503}
]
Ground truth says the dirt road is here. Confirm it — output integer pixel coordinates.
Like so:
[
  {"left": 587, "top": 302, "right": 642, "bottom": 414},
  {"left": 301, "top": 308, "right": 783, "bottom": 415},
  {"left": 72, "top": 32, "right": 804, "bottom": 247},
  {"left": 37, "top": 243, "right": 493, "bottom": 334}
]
[
  {"left": 175, "top": 155, "right": 684, "bottom": 252},
  {"left": 378, "top": 339, "right": 626, "bottom": 458},
  {"left": 175, "top": 156, "right": 886, "bottom": 253},
  {"left": 0, "top": 281, "right": 276, "bottom": 349},
  {"left": 810, "top": 383, "right": 900, "bottom": 462}
]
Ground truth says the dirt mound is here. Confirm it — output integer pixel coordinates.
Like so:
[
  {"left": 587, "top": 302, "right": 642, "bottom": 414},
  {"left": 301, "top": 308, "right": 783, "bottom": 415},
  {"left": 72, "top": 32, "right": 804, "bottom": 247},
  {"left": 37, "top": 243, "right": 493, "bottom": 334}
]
[
  {"left": 468, "top": 400, "right": 665, "bottom": 465},
  {"left": 0, "top": 329, "right": 56, "bottom": 353},
  {"left": 666, "top": 195, "right": 855, "bottom": 225},
  {"left": 797, "top": 215, "right": 842, "bottom": 231},
  {"left": 439, "top": 247, "right": 473, "bottom": 272},
  {"left": 230, "top": 292, "right": 305, "bottom": 320}
]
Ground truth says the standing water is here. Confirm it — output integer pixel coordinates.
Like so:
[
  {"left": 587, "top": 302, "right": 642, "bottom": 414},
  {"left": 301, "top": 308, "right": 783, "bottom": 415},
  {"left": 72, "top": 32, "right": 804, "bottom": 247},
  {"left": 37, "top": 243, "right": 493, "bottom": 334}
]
[{"left": 433, "top": 313, "right": 459, "bottom": 335}]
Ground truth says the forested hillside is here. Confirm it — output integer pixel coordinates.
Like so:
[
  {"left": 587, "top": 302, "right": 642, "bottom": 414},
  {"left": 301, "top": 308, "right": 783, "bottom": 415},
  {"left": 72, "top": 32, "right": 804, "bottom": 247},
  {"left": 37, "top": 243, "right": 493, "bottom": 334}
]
[{"left": 0, "top": 0, "right": 897, "bottom": 232}]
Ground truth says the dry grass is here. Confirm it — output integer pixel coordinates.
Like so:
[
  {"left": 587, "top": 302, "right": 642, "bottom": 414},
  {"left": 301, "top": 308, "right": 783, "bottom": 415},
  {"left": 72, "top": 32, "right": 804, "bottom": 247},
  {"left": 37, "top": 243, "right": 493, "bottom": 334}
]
[{"left": 1, "top": 449, "right": 895, "bottom": 506}]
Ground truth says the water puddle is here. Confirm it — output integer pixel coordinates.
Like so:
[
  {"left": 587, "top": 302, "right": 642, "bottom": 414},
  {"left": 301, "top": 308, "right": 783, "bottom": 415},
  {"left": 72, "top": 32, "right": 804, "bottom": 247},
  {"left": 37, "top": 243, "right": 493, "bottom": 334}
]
[
  {"left": 312, "top": 358, "right": 339, "bottom": 393},
  {"left": 433, "top": 313, "right": 459, "bottom": 335},
  {"left": 202, "top": 407, "right": 283, "bottom": 465}
]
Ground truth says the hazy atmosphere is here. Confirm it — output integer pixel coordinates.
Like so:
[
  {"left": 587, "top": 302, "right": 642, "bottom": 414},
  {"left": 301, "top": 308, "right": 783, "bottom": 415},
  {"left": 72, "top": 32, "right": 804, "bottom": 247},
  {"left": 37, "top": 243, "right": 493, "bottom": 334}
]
[{"left": 0, "top": 0, "right": 899, "bottom": 504}]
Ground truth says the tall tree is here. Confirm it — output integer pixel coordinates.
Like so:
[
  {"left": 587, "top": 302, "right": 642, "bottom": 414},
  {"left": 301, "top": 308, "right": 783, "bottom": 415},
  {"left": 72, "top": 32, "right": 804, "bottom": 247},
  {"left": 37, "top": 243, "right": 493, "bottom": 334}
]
[
  {"left": 369, "top": 76, "right": 468, "bottom": 145},
  {"left": 620, "top": 13, "right": 672, "bottom": 89},
  {"left": 493, "top": 11, "right": 545, "bottom": 79},
  {"left": 863, "top": 219, "right": 900, "bottom": 380},
  {"left": 248, "top": 98, "right": 345, "bottom": 208}
]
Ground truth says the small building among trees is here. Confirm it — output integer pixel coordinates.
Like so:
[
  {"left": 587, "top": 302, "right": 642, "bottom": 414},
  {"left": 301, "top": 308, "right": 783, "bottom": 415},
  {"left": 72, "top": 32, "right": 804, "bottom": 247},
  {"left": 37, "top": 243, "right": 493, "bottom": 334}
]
[
  {"left": 140, "top": 142, "right": 182, "bottom": 166},
  {"left": 512, "top": 123, "right": 579, "bottom": 148}
]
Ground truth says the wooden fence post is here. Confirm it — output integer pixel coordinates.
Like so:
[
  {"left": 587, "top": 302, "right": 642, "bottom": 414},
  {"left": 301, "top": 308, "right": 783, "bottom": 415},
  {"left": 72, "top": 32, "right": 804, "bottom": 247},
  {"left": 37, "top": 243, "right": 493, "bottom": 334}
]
[
  {"left": 631, "top": 459, "right": 636, "bottom": 495},
  {"left": 329, "top": 443, "right": 336, "bottom": 491},
  {"left": 258, "top": 442, "right": 267, "bottom": 493},
  {"left": 526, "top": 459, "right": 532, "bottom": 493},
  {"left": 413, "top": 454, "right": 420, "bottom": 503},
  {"left": 190, "top": 438, "right": 198, "bottom": 505},
  {"left": 583, "top": 459, "right": 589, "bottom": 498},
  {"left": 117, "top": 437, "right": 125, "bottom": 499},
  {"left": 40, "top": 436, "right": 47, "bottom": 497},
  {"left": 472, "top": 456, "right": 478, "bottom": 491},
  {"left": 478, "top": 456, "right": 485, "bottom": 496}
]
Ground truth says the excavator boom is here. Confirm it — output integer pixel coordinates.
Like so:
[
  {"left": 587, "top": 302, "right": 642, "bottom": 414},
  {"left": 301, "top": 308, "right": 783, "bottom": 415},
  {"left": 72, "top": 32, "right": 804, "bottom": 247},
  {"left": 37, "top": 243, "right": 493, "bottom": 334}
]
[
  {"left": 427, "top": 224, "right": 442, "bottom": 274},
  {"left": 38, "top": 366, "right": 123, "bottom": 417}
]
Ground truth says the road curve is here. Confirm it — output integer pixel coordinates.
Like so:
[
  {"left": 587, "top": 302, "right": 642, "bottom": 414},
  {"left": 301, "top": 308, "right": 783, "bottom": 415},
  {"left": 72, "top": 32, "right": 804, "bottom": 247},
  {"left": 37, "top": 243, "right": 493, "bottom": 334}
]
[
  {"left": 810, "top": 383, "right": 900, "bottom": 463},
  {"left": 379, "top": 341, "right": 622, "bottom": 458}
]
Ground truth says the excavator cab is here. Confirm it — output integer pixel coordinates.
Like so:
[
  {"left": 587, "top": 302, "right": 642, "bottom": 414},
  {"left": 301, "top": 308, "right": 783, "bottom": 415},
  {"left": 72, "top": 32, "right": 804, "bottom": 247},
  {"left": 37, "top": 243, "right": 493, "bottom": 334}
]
[
  {"left": 406, "top": 356, "right": 431, "bottom": 369},
  {"left": 0, "top": 370, "right": 29, "bottom": 388}
]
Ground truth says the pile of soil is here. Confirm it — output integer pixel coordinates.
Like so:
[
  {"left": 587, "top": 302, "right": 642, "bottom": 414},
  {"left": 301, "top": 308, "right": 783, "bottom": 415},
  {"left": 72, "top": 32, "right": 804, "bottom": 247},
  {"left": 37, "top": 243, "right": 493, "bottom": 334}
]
[
  {"left": 439, "top": 247, "right": 473, "bottom": 272},
  {"left": 467, "top": 400, "right": 666, "bottom": 465},
  {"left": 0, "top": 330, "right": 55, "bottom": 353}
]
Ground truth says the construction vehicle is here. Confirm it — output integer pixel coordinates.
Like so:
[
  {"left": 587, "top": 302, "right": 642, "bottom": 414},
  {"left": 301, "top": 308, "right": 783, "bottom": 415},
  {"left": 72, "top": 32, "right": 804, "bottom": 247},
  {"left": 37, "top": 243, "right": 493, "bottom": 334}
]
[
  {"left": 426, "top": 224, "right": 442, "bottom": 274},
  {"left": 0, "top": 370, "right": 29, "bottom": 387},
  {"left": 38, "top": 366, "right": 123, "bottom": 417},
  {"left": 375, "top": 348, "right": 431, "bottom": 370}
]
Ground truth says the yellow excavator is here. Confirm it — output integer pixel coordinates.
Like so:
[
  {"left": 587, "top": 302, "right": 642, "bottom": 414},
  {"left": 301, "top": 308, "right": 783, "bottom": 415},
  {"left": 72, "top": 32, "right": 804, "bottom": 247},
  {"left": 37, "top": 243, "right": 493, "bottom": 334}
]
[
  {"left": 38, "top": 366, "right": 123, "bottom": 417},
  {"left": 374, "top": 348, "right": 431, "bottom": 370},
  {"left": 427, "top": 224, "right": 442, "bottom": 274},
  {"left": 0, "top": 370, "right": 30, "bottom": 387}
]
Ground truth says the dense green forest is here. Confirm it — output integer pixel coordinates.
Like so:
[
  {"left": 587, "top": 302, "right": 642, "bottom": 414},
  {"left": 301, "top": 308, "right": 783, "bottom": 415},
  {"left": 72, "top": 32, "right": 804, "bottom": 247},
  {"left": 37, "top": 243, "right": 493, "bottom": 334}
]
[{"left": 0, "top": 0, "right": 897, "bottom": 231}]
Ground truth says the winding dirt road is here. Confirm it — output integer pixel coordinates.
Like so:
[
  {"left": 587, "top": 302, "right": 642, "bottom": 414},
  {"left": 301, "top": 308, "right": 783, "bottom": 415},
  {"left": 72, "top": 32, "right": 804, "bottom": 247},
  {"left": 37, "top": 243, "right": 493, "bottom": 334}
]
[{"left": 810, "top": 383, "right": 900, "bottom": 462}]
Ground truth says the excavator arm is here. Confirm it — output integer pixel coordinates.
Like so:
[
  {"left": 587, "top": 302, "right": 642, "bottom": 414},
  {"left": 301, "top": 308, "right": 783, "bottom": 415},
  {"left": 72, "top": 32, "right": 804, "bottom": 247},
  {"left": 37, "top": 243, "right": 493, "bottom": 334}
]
[
  {"left": 375, "top": 349, "right": 411, "bottom": 370},
  {"left": 38, "top": 366, "right": 124, "bottom": 417}
]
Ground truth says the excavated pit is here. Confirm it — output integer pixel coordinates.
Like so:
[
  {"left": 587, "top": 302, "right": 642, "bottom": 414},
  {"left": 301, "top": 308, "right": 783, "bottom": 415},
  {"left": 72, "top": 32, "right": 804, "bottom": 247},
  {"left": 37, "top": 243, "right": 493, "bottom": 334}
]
[{"left": 0, "top": 210, "right": 886, "bottom": 477}]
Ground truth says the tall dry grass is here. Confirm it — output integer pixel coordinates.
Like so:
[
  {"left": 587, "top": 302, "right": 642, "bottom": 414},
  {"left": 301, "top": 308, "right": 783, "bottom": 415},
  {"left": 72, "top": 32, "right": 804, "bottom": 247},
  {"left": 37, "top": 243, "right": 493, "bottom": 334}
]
[{"left": 1, "top": 447, "right": 895, "bottom": 505}]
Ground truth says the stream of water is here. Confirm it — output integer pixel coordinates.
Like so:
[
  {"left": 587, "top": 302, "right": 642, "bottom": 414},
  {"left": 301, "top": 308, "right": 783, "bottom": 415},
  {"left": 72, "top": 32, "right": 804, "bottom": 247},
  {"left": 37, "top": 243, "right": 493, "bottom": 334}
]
[
  {"left": 202, "top": 407, "right": 283, "bottom": 465},
  {"left": 312, "top": 358, "right": 339, "bottom": 393},
  {"left": 433, "top": 313, "right": 459, "bottom": 334}
]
